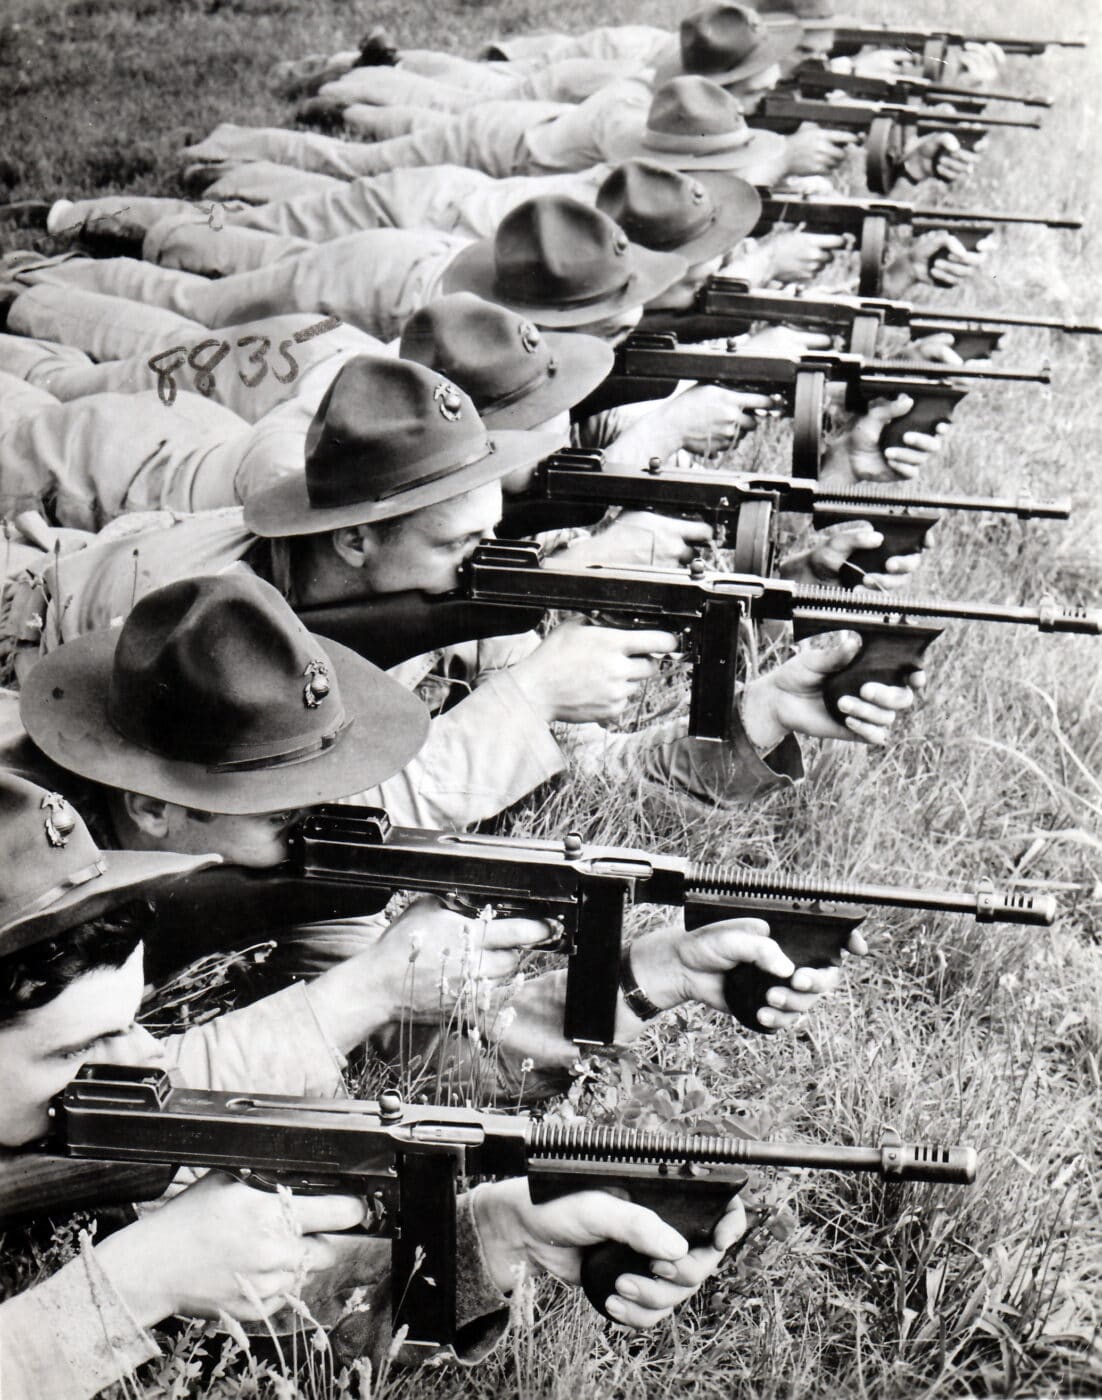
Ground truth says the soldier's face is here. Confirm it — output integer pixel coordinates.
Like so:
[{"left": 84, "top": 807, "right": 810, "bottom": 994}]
[
  {"left": 361, "top": 479, "right": 504, "bottom": 595},
  {"left": 0, "top": 943, "right": 152, "bottom": 1147},
  {"left": 164, "top": 806, "right": 308, "bottom": 868}
]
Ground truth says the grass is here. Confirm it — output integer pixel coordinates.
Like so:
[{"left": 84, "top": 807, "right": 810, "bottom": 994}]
[{"left": 2, "top": 0, "right": 1101, "bottom": 1396}]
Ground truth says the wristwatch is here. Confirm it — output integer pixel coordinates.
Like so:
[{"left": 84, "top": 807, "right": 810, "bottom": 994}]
[{"left": 618, "top": 945, "right": 663, "bottom": 1022}]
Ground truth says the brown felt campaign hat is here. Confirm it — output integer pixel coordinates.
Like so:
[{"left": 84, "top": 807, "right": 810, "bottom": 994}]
[
  {"left": 604, "top": 77, "right": 786, "bottom": 173},
  {"left": 399, "top": 292, "right": 614, "bottom": 430},
  {"left": 654, "top": 3, "right": 802, "bottom": 87},
  {"left": 0, "top": 771, "right": 220, "bottom": 957},
  {"left": 245, "top": 355, "right": 560, "bottom": 537},
  {"left": 441, "top": 196, "right": 687, "bottom": 329},
  {"left": 597, "top": 159, "right": 762, "bottom": 264},
  {"left": 21, "top": 574, "right": 431, "bottom": 817}
]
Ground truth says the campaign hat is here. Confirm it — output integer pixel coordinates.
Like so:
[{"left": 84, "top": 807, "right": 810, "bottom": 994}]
[
  {"left": 399, "top": 292, "right": 613, "bottom": 429},
  {"left": 0, "top": 771, "right": 220, "bottom": 957},
  {"left": 597, "top": 158, "right": 762, "bottom": 263},
  {"left": 441, "top": 196, "right": 686, "bottom": 329},
  {"left": 604, "top": 76, "right": 786, "bottom": 173},
  {"left": 245, "top": 355, "right": 561, "bottom": 536},
  {"left": 654, "top": 3, "right": 802, "bottom": 86},
  {"left": 21, "top": 574, "right": 430, "bottom": 816}
]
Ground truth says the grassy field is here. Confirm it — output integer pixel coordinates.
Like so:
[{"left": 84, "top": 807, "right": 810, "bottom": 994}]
[{"left": 2, "top": 0, "right": 1101, "bottom": 1397}]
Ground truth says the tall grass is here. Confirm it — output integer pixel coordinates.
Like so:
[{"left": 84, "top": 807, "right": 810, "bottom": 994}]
[{"left": 2, "top": 0, "right": 1100, "bottom": 1395}]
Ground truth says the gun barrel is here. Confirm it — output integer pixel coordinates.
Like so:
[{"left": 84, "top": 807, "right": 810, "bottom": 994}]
[
  {"left": 914, "top": 208, "right": 1083, "bottom": 230},
  {"left": 814, "top": 487, "right": 1071, "bottom": 520},
  {"left": 687, "top": 863, "right": 1057, "bottom": 926},
  {"left": 863, "top": 357, "right": 1051, "bottom": 384},
  {"left": 525, "top": 1121, "right": 977, "bottom": 1184},
  {"left": 912, "top": 308, "right": 1102, "bottom": 335},
  {"left": 786, "top": 584, "right": 1102, "bottom": 635}
]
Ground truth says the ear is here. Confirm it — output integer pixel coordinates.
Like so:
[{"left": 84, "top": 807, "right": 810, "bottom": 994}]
[
  {"left": 329, "top": 523, "right": 376, "bottom": 570},
  {"left": 120, "top": 790, "right": 173, "bottom": 840}
]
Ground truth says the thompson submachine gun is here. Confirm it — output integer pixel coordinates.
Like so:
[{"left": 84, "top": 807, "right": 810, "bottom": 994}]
[
  {"left": 822, "top": 26, "right": 1085, "bottom": 79},
  {"left": 1, "top": 1066, "right": 978, "bottom": 1349},
  {"left": 789, "top": 60, "right": 1053, "bottom": 112},
  {"left": 749, "top": 94, "right": 1041, "bottom": 193},
  {"left": 499, "top": 449, "right": 1071, "bottom": 582},
  {"left": 751, "top": 193, "right": 1083, "bottom": 295},
  {"left": 299, "top": 543, "right": 1101, "bottom": 769},
  {"left": 665, "top": 282, "right": 1102, "bottom": 360},
  {"left": 575, "top": 335, "right": 1051, "bottom": 475},
  {"left": 142, "top": 807, "right": 1060, "bottom": 1044}
]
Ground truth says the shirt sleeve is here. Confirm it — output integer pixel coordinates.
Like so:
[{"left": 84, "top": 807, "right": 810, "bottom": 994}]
[
  {"left": 554, "top": 700, "right": 803, "bottom": 807},
  {"left": 0, "top": 1237, "right": 158, "bottom": 1400},
  {"left": 155, "top": 980, "right": 348, "bottom": 1096}
]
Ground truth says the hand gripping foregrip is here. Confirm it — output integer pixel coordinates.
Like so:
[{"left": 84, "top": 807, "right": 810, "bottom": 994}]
[
  {"left": 684, "top": 893, "right": 861, "bottom": 1035},
  {"left": 791, "top": 618, "right": 944, "bottom": 725},
  {"left": 811, "top": 507, "right": 941, "bottom": 586},
  {"left": 872, "top": 382, "right": 969, "bottom": 451},
  {"left": 564, "top": 1164, "right": 745, "bottom": 1320}
]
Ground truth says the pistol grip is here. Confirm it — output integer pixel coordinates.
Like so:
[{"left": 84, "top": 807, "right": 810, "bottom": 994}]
[
  {"left": 818, "top": 626, "right": 939, "bottom": 725},
  {"left": 578, "top": 1177, "right": 741, "bottom": 1320},
  {"left": 925, "top": 223, "right": 994, "bottom": 279},
  {"left": 947, "top": 329, "right": 1004, "bottom": 361},
  {"left": 878, "top": 390, "right": 962, "bottom": 450},
  {"left": 811, "top": 507, "right": 940, "bottom": 586},
  {"left": 683, "top": 895, "right": 861, "bottom": 1036}
]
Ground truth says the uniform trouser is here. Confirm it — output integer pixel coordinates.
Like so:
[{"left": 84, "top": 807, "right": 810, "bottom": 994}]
[
  {"left": 4, "top": 291, "right": 369, "bottom": 421},
  {"left": 317, "top": 56, "right": 643, "bottom": 110},
  {"left": 201, "top": 161, "right": 348, "bottom": 202},
  {"left": 185, "top": 101, "right": 560, "bottom": 179},
  {"left": 0, "top": 380, "right": 256, "bottom": 529}
]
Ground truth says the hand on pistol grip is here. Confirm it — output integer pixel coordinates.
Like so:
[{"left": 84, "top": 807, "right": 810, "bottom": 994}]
[
  {"left": 816, "top": 624, "right": 940, "bottom": 725},
  {"left": 580, "top": 1183, "right": 744, "bottom": 1320},
  {"left": 683, "top": 899, "right": 857, "bottom": 1035},
  {"left": 877, "top": 390, "right": 962, "bottom": 451}
]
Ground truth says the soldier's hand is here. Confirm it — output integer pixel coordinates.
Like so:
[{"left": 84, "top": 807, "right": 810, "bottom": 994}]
[
  {"left": 561, "top": 512, "right": 713, "bottom": 569},
  {"left": 740, "top": 630, "right": 921, "bottom": 748},
  {"left": 628, "top": 916, "right": 866, "bottom": 1027},
  {"left": 824, "top": 393, "right": 947, "bottom": 484},
  {"left": 761, "top": 230, "right": 848, "bottom": 283},
  {"left": 781, "top": 520, "right": 923, "bottom": 591},
  {"left": 917, "top": 229, "right": 990, "bottom": 287},
  {"left": 666, "top": 383, "right": 780, "bottom": 454},
  {"left": 96, "top": 1173, "right": 366, "bottom": 1327},
  {"left": 509, "top": 622, "right": 679, "bottom": 725},
  {"left": 850, "top": 46, "right": 917, "bottom": 80},
  {"left": 470, "top": 1178, "right": 746, "bottom": 1326},
  {"left": 900, "top": 131, "right": 977, "bottom": 185},
  {"left": 375, "top": 895, "right": 552, "bottom": 1018},
  {"left": 783, "top": 123, "right": 861, "bottom": 176},
  {"left": 738, "top": 324, "right": 834, "bottom": 356}
]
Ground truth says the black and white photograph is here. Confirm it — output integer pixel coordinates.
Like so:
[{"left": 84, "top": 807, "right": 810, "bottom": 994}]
[{"left": 0, "top": 0, "right": 1099, "bottom": 1395}]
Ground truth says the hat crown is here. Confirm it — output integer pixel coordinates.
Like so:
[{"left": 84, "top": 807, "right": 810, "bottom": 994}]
[
  {"left": 493, "top": 197, "right": 634, "bottom": 311},
  {"left": 107, "top": 575, "right": 349, "bottom": 773},
  {"left": 598, "top": 159, "right": 718, "bottom": 251},
  {"left": 304, "top": 355, "right": 490, "bottom": 515},
  {"left": 679, "top": 2, "right": 768, "bottom": 74},
  {"left": 399, "top": 292, "right": 557, "bottom": 413},
  {"left": 0, "top": 773, "right": 105, "bottom": 930},
  {"left": 648, "top": 75, "right": 747, "bottom": 140}
]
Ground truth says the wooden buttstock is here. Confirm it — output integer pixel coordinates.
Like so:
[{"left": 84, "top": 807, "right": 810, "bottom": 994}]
[{"left": 0, "top": 1150, "right": 175, "bottom": 1225}]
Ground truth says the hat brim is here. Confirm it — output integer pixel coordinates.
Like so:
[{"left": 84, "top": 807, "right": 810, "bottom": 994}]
[
  {"left": 603, "top": 125, "right": 786, "bottom": 175},
  {"left": 0, "top": 847, "right": 222, "bottom": 957},
  {"left": 642, "top": 170, "right": 764, "bottom": 264},
  {"left": 244, "top": 425, "right": 563, "bottom": 537},
  {"left": 441, "top": 238, "right": 687, "bottom": 330},
  {"left": 653, "top": 20, "right": 802, "bottom": 87},
  {"left": 21, "top": 630, "right": 431, "bottom": 817},
  {"left": 478, "top": 332, "right": 615, "bottom": 430}
]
